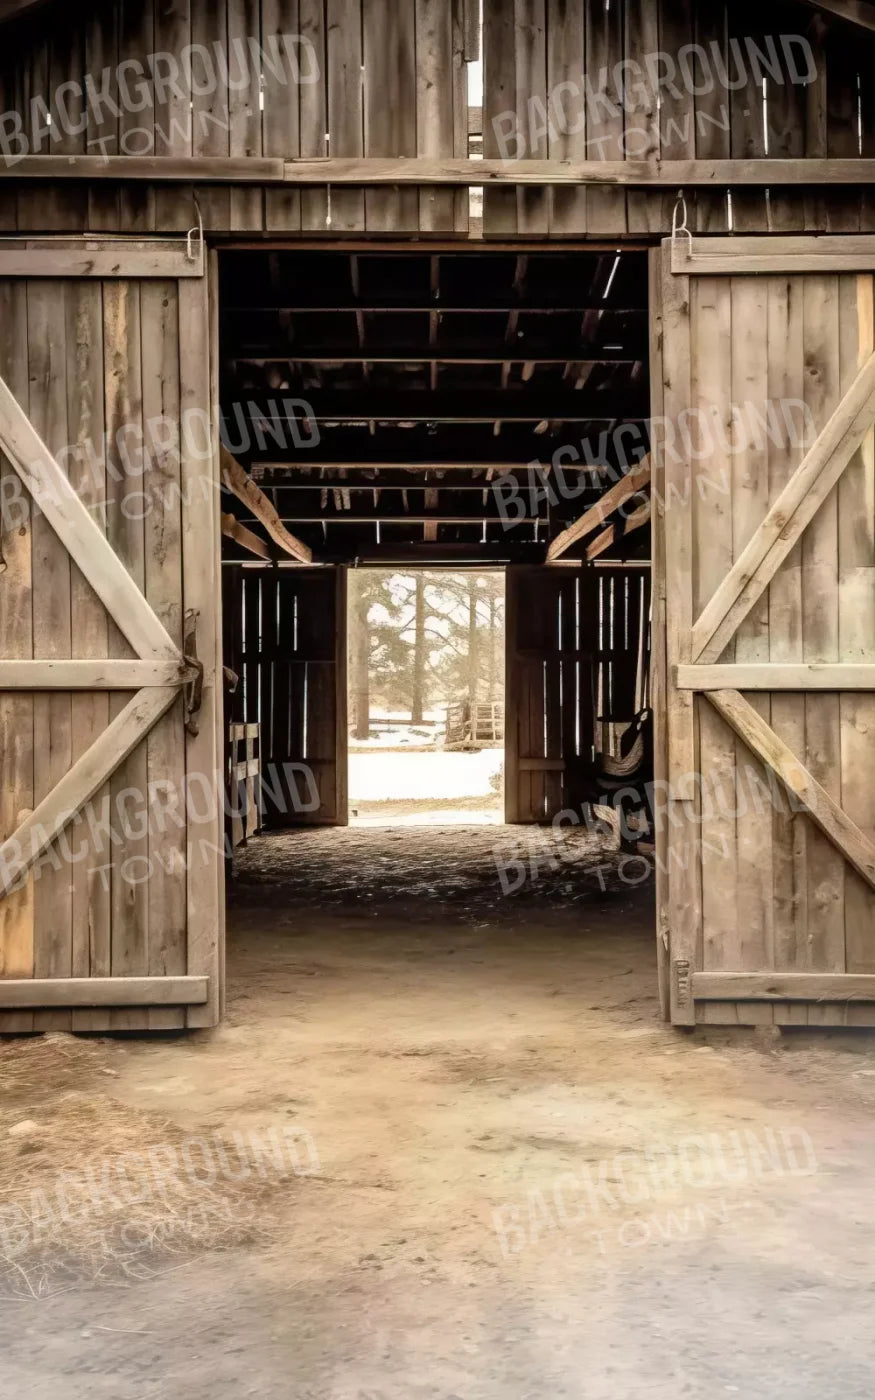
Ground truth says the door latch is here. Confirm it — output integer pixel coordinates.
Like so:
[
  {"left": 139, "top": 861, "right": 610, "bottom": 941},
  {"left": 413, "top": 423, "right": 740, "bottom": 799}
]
[{"left": 183, "top": 608, "right": 204, "bottom": 736}]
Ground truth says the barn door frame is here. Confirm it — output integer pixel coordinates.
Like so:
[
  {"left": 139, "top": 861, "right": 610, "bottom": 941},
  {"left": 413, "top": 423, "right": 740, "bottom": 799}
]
[
  {"left": 0, "top": 235, "right": 224, "bottom": 1025},
  {"left": 655, "top": 235, "right": 875, "bottom": 1027}
]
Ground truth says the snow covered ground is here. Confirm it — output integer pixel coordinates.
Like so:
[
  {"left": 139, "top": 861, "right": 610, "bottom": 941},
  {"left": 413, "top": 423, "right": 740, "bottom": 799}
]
[{"left": 349, "top": 747, "right": 503, "bottom": 803}]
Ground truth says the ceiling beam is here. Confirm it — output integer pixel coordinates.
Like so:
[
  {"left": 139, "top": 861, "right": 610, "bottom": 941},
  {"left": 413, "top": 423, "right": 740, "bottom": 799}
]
[
  {"left": 337, "top": 543, "right": 544, "bottom": 564},
  {"left": 232, "top": 394, "right": 647, "bottom": 423},
  {"left": 230, "top": 348, "right": 644, "bottom": 366},
  {"left": 224, "top": 303, "right": 646, "bottom": 314},
  {"left": 251, "top": 461, "right": 601, "bottom": 474},
  {"left": 220, "top": 447, "right": 312, "bottom": 564},
  {"left": 238, "top": 513, "right": 539, "bottom": 525}
]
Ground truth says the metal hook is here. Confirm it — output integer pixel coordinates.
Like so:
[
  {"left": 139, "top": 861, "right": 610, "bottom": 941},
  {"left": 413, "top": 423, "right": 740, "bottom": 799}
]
[
  {"left": 671, "top": 189, "right": 693, "bottom": 253},
  {"left": 186, "top": 196, "right": 204, "bottom": 267}
]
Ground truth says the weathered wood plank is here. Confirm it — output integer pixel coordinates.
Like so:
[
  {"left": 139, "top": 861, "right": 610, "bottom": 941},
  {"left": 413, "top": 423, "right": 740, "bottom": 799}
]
[
  {"left": 263, "top": 0, "right": 302, "bottom": 232},
  {"left": 364, "top": 0, "right": 418, "bottom": 231},
  {"left": 840, "top": 274, "right": 875, "bottom": 999},
  {"left": 0, "top": 240, "right": 204, "bottom": 277},
  {"left": 28, "top": 280, "right": 73, "bottom": 1030},
  {"left": 141, "top": 277, "right": 187, "bottom": 1028},
  {"left": 180, "top": 270, "right": 223, "bottom": 1027},
  {"left": 327, "top": 0, "right": 365, "bottom": 230},
  {"left": 689, "top": 269, "right": 736, "bottom": 1017},
  {"left": 693, "top": 972, "right": 875, "bottom": 1001},
  {"left": 0, "top": 281, "right": 33, "bottom": 1028},
  {"left": 0, "top": 976, "right": 208, "bottom": 1006},
  {"left": 0, "top": 660, "right": 190, "bottom": 688},
  {"left": 676, "top": 664, "right": 875, "bottom": 690},
  {"left": 674, "top": 236, "right": 875, "bottom": 274},
  {"left": 8, "top": 156, "right": 875, "bottom": 184},
  {"left": 765, "top": 264, "right": 808, "bottom": 1022}
]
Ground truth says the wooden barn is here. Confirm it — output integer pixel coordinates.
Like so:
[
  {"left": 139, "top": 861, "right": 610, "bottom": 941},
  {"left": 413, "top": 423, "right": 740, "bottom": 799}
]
[{"left": 0, "top": 0, "right": 874, "bottom": 1033}]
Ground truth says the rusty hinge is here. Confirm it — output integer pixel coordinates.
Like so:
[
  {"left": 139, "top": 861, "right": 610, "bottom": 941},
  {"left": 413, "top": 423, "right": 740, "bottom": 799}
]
[{"left": 183, "top": 608, "right": 204, "bottom": 736}]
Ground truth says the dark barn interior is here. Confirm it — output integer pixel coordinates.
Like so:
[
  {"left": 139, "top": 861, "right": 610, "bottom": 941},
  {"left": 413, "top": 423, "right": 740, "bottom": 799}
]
[{"left": 218, "top": 247, "right": 654, "bottom": 841}]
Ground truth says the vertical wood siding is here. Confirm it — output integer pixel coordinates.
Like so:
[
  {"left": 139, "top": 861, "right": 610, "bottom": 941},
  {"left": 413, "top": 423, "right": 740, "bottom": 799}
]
[{"left": 1, "top": 0, "right": 874, "bottom": 235}]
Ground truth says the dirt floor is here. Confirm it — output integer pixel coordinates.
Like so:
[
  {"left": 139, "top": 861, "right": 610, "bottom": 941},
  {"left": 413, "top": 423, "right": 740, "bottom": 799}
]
[{"left": 3, "top": 828, "right": 875, "bottom": 1398}]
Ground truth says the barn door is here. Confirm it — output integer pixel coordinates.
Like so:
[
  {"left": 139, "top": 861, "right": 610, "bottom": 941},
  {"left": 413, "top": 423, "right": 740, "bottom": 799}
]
[
  {"left": 228, "top": 566, "right": 348, "bottom": 828},
  {"left": 505, "top": 565, "right": 595, "bottom": 822},
  {"left": 0, "top": 238, "right": 223, "bottom": 1030},
  {"left": 656, "top": 236, "right": 875, "bottom": 1026}
]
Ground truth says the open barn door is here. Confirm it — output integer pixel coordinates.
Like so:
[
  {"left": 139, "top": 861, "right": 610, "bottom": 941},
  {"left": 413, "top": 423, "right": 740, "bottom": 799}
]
[
  {"left": 0, "top": 237, "right": 223, "bottom": 1030},
  {"left": 505, "top": 564, "right": 651, "bottom": 824},
  {"left": 656, "top": 237, "right": 875, "bottom": 1026},
  {"left": 225, "top": 566, "right": 348, "bottom": 828},
  {"left": 505, "top": 566, "right": 593, "bottom": 823}
]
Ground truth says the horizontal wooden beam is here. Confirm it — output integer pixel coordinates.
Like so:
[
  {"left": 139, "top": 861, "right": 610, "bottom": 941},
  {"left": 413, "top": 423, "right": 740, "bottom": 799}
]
[
  {"left": 233, "top": 395, "right": 647, "bottom": 423},
  {"left": 246, "top": 514, "right": 538, "bottom": 525},
  {"left": 220, "top": 447, "right": 312, "bottom": 564},
  {"left": 339, "top": 543, "right": 543, "bottom": 563},
  {"left": 232, "top": 348, "right": 643, "bottom": 366},
  {"left": 0, "top": 659, "right": 192, "bottom": 689},
  {"left": 547, "top": 458, "right": 651, "bottom": 560},
  {"left": 221, "top": 512, "right": 272, "bottom": 560},
  {"left": 693, "top": 972, "right": 875, "bottom": 1002},
  {"left": 0, "top": 976, "right": 208, "bottom": 1007},
  {"left": 676, "top": 663, "right": 875, "bottom": 690},
  {"left": 0, "top": 237, "right": 204, "bottom": 278},
  {"left": 248, "top": 473, "right": 574, "bottom": 493},
  {"left": 226, "top": 302, "right": 646, "bottom": 315},
  {"left": 6, "top": 156, "right": 875, "bottom": 185},
  {"left": 673, "top": 234, "right": 875, "bottom": 275},
  {"left": 252, "top": 461, "right": 597, "bottom": 474}
]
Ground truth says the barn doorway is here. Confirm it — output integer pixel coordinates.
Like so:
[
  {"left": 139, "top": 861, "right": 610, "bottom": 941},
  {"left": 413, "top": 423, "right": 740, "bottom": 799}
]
[
  {"left": 348, "top": 568, "right": 506, "bottom": 827},
  {"left": 217, "top": 243, "right": 656, "bottom": 1009}
]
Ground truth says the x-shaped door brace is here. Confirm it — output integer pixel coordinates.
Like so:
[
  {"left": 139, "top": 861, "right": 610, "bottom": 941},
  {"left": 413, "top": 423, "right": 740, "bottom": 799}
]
[
  {"left": 0, "top": 373, "right": 198, "bottom": 897},
  {"left": 676, "top": 349, "right": 875, "bottom": 891}
]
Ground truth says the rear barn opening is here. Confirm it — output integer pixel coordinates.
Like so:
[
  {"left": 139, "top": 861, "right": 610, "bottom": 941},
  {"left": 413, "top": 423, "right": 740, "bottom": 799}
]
[
  {"left": 347, "top": 569, "right": 507, "bottom": 828},
  {"left": 218, "top": 245, "right": 657, "bottom": 989}
]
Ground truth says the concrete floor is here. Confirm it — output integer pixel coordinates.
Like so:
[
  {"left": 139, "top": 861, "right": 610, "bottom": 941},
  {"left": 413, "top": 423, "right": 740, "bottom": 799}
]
[{"left": 3, "top": 830, "right": 875, "bottom": 1398}]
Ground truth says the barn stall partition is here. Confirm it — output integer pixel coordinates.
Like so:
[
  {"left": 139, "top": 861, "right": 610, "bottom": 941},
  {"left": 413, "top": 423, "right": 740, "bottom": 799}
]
[{"left": 0, "top": 0, "right": 873, "bottom": 1029}]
